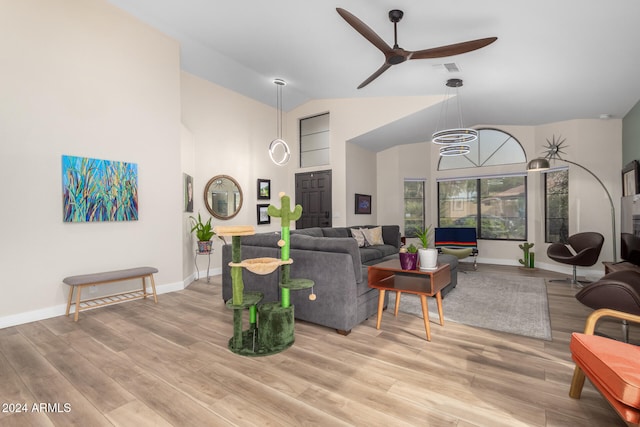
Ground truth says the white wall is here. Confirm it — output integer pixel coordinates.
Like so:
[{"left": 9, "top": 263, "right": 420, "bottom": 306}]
[
  {"left": 377, "top": 142, "right": 431, "bottom": 235},
  {"left": 346, "top": 142, "right": 377, "bottom": 225},
  {"left": 180, "top": 72, "right": 293, "bottom": 276},
  {"left": 0, "top": 0, "right": 183, "bottom": 327}
]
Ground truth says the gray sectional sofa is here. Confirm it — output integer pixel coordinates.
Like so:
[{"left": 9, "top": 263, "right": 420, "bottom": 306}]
[{"left": 221, "top": 225, "right": 458, "bottom": 334}]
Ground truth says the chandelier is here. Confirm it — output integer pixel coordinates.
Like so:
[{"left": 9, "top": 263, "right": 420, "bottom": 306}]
[
  {"left": 431, "top": 78, "right": 478, "bottom": 156},
  {"left": 268, "top": 78, "right": 291, "bottom": 166}
]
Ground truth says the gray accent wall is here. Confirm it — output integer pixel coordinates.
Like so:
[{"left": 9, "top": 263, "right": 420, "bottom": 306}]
[{"left": 623, "top": 100, "right": 640, "bottom": 164}]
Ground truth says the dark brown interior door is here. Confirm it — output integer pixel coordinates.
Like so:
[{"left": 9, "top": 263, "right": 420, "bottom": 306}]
[{"left": 295, "top": 170, "right": 332, "bottom": 229}]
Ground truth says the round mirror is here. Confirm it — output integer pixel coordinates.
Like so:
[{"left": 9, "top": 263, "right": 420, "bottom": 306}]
[{"left": 204, "top": 175, "right": 243, "bottom": 220}]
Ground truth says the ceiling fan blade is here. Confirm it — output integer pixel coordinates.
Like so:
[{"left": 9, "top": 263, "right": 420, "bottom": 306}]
[
  {"left": 410, "top": 37, "right": 498, "bottom": 60},
  {"left": 337, "top": 8, "right": 392, "bottom": 54},
  {"left": 357, "top": 63, "right": 392, "bottom": 89}
]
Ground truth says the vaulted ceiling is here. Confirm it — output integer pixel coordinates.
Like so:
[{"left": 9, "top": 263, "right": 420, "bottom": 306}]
[{"left": 108, "top": 0, "right": 640, "bottom": 150}]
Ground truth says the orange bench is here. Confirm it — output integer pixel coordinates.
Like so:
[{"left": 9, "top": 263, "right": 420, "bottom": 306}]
[{"left": 569, "top": 308, "right": 640, "bottom": 426}]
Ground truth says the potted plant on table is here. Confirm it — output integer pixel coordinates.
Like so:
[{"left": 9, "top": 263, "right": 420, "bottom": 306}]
[
  {"left": 189, "top": 212, "right": 216, "bottom": 253},
  {"left": 399, "top": 243, "right": 419, "bottom": 270},
  {"left": 415, "top": 225, "right": 438, "bottom": 270}
]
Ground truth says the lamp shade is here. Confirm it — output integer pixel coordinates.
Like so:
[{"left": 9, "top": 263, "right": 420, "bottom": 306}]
[{"left": 527, "top": 158, "right": 550, "bottom": 171}]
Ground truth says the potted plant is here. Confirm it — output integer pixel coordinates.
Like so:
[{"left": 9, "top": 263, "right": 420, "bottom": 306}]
[
  {"left": 399, "top": 243, "right": 419, "bottom": 270},
  {"left": 189, "top": 212, "right": 215, "bottom": 253},
  {"left": 415, "top": 225, "right": 438, "bottom": 270}
]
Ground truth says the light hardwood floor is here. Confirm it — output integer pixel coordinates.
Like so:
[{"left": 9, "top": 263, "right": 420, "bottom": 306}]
[{"left": 0, "top": 265, "right": 636, "bottom": 426}]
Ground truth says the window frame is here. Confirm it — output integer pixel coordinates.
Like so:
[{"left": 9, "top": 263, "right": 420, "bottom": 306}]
[
  {"left": 403, "top": 179, "right": 426, "bottom": 238},
  {"left": 544, "top": 167, "right": 569, "bottom": 243},
  {"left": 437, "top": 174, "right": 528, "bottom": 241}
]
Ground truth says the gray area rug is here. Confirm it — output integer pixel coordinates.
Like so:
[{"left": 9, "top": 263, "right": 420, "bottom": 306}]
[{"left": 387, "top": 271, "right": 552, "bottom": 340}]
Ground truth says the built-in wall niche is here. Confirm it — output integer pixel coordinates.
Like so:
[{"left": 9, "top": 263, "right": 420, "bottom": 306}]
[{"left": 300, "top": 112, "right": 330, "bottom": 168}]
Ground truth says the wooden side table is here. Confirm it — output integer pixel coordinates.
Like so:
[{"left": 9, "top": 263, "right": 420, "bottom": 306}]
[{"left": 368, "top": 260, "right": 451, "bottom": 341}]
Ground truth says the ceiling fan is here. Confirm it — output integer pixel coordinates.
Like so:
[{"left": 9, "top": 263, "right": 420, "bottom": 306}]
[{"left": 336, "top": 8, "right": 497, "bottom": 89}]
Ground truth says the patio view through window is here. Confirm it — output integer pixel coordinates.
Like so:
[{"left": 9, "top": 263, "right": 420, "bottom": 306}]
[
  {"left": 545, "top": 169, "right": 569, "bottom": 243},
  {"left": 404, "top": 179, "right": 425, "bottom": 238},
  {"left": 438, "top": 176, "right": 527, "bottom": 240}
]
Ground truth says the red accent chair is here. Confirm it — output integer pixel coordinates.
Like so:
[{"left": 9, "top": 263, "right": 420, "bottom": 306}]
[{"left": 569, "top": 308, "right": 640, "bottom": 426}]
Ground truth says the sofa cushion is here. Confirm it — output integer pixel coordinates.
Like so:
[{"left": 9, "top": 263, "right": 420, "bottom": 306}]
[
  {"left": 290, "top": 227, "right": 324, "bottom": 237},
  {"left": 289, "top": 234, "right": 363, "bottom": 283},
  {"left": 350, "top": 228, "right": 367, "bottom": 247},
  {"left": 239, "top": 232, "right": 281, "bottom": 247},
  {"left": 322, "top": 227, "right": 350, "bottom": 238},
  {"left": 362, "top": 226, "right": 384, "bottom": 246},
  {"left": 359, "top": 247, "right": 383, "bottom": 265}
]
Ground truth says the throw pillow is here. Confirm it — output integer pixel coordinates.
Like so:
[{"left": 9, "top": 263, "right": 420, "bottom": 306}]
[
  {"left": 350, "top": 228, "right": 366, "bottom": 247},
  {"left": 362, "top": 226, "right": 384, "bottom": 246}
]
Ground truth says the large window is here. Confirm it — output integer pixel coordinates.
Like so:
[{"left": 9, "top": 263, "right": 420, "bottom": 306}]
[
  {"left": 300, "top": 113, "right": 330, "bottom": 168},
  {"left": 404, "top": 179, "right": 425, "bottom": 237},
  {"left": 545, "top": 169, "right": 569, "bottom": 243},
  {"left": 438, "top": 175, "right": 527, "bottom": 240}
]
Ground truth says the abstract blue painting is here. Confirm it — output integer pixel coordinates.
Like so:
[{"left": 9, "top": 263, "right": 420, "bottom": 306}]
[{"left": 62, "top": 155, "right": 138, "bottom": 222}]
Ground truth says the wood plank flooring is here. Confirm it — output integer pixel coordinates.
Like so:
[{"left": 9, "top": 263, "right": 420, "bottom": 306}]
[{"left": 0, "top": 264, "right": 636, "bottom": 426}]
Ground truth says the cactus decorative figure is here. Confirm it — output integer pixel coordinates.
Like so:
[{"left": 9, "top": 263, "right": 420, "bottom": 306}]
[
  {"left": 519, "top": 242, "right": 535, "bottom": 268},
  {"left": 267, "top": 192, "right": 305, "bottom": 308}
]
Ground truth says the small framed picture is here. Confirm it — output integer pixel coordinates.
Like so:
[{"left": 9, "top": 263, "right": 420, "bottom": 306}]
[
  {"left": 622, "top": 160, "right": 639, "bottom": 196},
  {"left": 257, "top": 204, "right": 271, "bottom": 225},
  {"left": 355, "top": 193, "right": 372, "bottom": 215},
  {"left": 184, "top": 173, "right": 194, "bottom": 213},
  {"left": 257, "top": 179, "right": 271, "bottom": 200}
]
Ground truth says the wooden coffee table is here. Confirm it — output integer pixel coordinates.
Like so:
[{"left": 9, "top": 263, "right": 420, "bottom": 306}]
[{"left": 368, "top": 259, "right": 451, "bottom": 341}]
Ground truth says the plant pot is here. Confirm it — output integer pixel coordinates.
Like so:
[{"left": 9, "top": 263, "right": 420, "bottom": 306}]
[
  {"left": 418, "top": 248, "right": 438, "bottom": 270},
  {"left": 197, "top": 240, "right": 213, "bottom": 253},
  {"left": 399, "top": 252, "right": 418, "bottom": 270}
]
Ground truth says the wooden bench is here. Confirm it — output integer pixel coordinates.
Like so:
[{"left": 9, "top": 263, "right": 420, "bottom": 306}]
[{"left": 63, "top": 267, "right": 158, "bottom": 321}]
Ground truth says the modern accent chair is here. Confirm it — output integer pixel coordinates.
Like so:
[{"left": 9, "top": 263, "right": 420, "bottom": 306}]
[
  {"left": 434, "top": 227, "right": 478, "bottom": 270},
  {"left": 569, "top": 308, "right": 640, "bottom": 426},
  {"left": 547, "top": 232, "right": 604, "bottom": 285},
  {"left": 575, "top": 269, "right": 640, "bottom": 343}
]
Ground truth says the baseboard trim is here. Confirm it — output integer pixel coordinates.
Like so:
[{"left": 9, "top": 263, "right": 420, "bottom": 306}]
[{"left": 0, "top": 280, "right": 185, "bottom": 330}]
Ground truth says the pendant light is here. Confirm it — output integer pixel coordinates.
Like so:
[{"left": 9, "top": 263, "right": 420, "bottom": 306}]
[
  {"left": 432, "top": 78, "right": 477, "bottom": 156},
  {"left": 268, "top": 78, "right": 291, "bottom": 166}
]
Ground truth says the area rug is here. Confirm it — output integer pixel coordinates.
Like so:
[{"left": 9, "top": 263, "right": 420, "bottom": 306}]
[{"left": 387, "top": 272, "right": 552, "bottom": 340}]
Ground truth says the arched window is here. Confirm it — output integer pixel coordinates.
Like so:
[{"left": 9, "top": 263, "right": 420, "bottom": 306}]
[{"left": 437, "top": 128, "right": 526, "bottom": 170}]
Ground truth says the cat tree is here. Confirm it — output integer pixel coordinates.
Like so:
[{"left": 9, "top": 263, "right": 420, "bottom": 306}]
[{"left": 214, "top": 192, "right": 314, "bottom": 356}]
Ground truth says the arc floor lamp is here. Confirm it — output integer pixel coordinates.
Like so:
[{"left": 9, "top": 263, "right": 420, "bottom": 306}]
[{"left": 527, "top": 135, "right": 617, "bottom": 261}]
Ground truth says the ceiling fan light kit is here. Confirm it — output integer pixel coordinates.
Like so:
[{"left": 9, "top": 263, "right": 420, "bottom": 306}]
[{"left": 269, "top": 78, "right": 291, "bottom": 166}]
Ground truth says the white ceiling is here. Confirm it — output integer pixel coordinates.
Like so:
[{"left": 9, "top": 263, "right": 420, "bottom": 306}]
[{"left": 108, "top": 0, "right": 640, "bottom": 151}]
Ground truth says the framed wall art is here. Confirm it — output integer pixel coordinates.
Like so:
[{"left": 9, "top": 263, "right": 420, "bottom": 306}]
[
  {"left": 622, "top": 160, "right": 639, "bottom": 196},
  {"left": 62, "top": 155, "right": 138, "bottom": 222},
  {"left": 257, "top": 178, "right": 271, "bottom": 200},
  {"left": 184, "top": 173, "right": 193, "bottom": 212},
  {"left": 257, "top": 204, "right": 271, "bottom": 224},
  {"left": 355, "top": 193, "right": 371, "bottom": 215}
]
